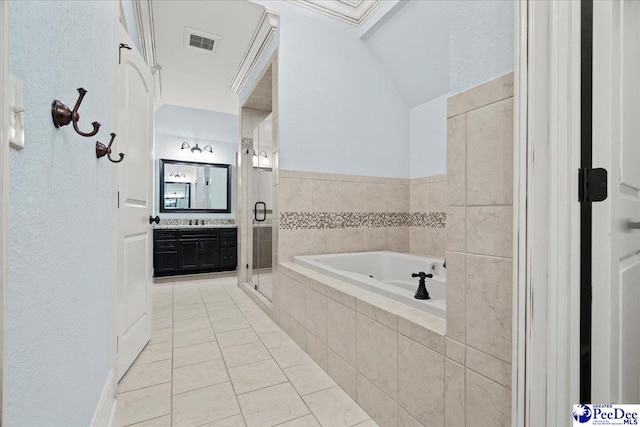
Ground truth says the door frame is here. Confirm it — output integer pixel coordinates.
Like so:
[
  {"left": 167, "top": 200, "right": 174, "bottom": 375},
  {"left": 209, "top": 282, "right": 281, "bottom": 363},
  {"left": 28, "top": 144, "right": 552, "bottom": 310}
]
[
  {"left": 0, "top": 0, "right": 8, "bottom": 423},
  {"left": 513, "top": 0, "right": 583, "bottom": 425}
]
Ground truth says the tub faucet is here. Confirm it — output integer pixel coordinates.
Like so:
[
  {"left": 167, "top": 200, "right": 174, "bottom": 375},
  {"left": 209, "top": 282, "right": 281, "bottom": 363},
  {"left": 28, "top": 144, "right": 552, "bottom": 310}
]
[{"left": 411, "top": 272, "right": 433, "bottom": 300}]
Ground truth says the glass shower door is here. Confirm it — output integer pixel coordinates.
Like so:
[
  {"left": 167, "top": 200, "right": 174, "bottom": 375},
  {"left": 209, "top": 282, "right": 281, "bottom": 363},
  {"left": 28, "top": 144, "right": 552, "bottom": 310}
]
[{"left": 251, "top": 115, "right": 273, "bottom": 301}]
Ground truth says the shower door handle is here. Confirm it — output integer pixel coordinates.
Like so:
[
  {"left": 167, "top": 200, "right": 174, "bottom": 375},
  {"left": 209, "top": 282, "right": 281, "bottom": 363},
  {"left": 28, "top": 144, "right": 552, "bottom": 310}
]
[{"left": 254, "top": 202, "right": 266, "bottom": 222}]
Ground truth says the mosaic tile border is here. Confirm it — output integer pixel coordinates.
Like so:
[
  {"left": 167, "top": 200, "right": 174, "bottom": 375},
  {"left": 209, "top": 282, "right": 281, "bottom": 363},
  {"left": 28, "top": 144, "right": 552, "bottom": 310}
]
[{"left": 279, "top": 212, "right": 446, "bottom": 230}]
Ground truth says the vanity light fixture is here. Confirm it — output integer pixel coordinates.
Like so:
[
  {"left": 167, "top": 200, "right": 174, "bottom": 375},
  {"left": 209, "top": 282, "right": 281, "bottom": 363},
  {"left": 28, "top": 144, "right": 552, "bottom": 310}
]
[
  {"left": 253, "top": 150, "right": 269, "bottom": 167},
  {"left": 180, "top": 142, "right": 213, "bottom": 154}
]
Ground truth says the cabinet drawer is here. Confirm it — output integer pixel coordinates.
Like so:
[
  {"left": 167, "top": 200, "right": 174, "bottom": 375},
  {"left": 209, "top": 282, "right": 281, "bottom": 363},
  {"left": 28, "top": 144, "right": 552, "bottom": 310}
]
[
  {"left": 154, "top": 229, "right": 177, "bottom": 240},
  {"left": 179, "top": 229, "right": 218, "bottom": 239},
  {"left": 219, "top": 228, "right": 237, "bottom": 238},
  {"left": 220, "top": 238, "right": 236, "bottom": 248},
  {"left": 155, "top": 240, "right": 177, "bottom": 251},
  {"left": 155, "top": 252, "right": 178, "bottom": 273},
  {"left": 220, "top": 248, "right": 237, "bottom": 267}
]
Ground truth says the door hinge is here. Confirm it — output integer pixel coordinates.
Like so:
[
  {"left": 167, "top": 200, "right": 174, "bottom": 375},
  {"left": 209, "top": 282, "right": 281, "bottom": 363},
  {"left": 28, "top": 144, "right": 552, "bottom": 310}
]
[
  {"left": 117, "top": 191, "right": 120, "bottom": 209},
  {"left": 246, "top": 263, "right": 249, "bottom": 269},
  {"left": 579, "top": 168, "right": 608, "bottom": 202},
  {"left": 119, "top": 43, "right": 132, "bottom": 64},
  {"left": 116, "top": 336, "right": 119, "bottom": 353}
]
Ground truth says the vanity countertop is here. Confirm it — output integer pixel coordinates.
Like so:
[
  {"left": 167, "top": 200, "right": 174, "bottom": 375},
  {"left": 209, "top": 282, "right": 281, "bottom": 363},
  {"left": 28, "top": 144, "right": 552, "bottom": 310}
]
[{"left": 153, "top": 224, "right": 237, "bottom": 229}]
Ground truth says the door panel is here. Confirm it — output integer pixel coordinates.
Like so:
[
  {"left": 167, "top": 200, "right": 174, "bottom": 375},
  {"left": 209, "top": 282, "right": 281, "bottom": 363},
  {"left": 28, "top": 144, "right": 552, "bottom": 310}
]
[
  {"left": 200, "top": 239, "right": 220, "bottom": 269},
  {"left": 116, "top": 23, "right": 154, "bottom": 380},
  {"left": 592, "top": 0, "right": 640, "bottom": 403}
]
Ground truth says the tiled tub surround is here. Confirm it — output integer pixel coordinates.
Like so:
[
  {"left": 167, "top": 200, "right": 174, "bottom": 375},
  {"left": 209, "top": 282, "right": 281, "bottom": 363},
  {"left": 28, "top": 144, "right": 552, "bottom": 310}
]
[
  {"left": 294, "top": 251, "right": 446, "bottom": 317},
  {"left": 410, "top": 175, "right": 448, "bottom": 259},
  {"left": 278, "top": 170, "right": 448, "bottom": 263},
  {"left": 278, "top": 261, "right": 446, "bottom": 427},
  {"left": 445, "top": 72, "right": 515, "bottom": 426}
]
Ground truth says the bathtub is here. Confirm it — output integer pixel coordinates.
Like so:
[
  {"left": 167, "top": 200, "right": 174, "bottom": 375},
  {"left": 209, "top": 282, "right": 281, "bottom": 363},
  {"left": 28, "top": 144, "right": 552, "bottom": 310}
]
[{"left": 293, "top": 251, "right": 446, "bottom": 318}]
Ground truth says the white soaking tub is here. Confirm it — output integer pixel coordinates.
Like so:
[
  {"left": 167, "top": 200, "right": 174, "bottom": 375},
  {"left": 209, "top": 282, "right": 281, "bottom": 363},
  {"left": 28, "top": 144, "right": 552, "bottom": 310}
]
[{"left": 293, "top": 251, "right": 446, "bottom": 318}]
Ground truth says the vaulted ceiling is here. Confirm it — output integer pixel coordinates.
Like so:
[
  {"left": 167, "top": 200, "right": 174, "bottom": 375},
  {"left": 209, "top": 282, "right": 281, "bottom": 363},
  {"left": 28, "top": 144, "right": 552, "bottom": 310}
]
[{"left": 152, "top": 0, "right": 266, "bottom": 114}]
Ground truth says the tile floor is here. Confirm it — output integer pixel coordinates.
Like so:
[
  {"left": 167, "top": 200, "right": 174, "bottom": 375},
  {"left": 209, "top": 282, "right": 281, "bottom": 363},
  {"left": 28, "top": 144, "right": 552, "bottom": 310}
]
[{"left": 115, "top": 276, "right": 377, "bottom": 427}]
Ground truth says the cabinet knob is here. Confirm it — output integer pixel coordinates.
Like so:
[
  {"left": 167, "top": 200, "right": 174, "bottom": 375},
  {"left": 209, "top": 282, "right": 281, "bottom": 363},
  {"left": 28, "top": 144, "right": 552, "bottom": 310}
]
[{"left": 149, "top": 215, "right": 160, "bottom": 225}]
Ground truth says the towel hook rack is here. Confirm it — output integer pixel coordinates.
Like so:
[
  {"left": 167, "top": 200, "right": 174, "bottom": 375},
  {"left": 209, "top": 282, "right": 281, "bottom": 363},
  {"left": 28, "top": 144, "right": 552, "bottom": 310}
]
[
  {"left": 51, "top": 88, "right": 101, "bottom": 137},
  {"left": 96, "top": 133, "right": 125, "bottom": 163}
]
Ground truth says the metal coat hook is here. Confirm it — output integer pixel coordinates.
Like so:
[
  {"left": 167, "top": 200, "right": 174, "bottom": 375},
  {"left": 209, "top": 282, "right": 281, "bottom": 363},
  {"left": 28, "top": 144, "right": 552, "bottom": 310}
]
[
  {"left": 51, "top": 88, "right": 101, "bottom": 137},
  {"left": 96, "top": 133, "right": 125, "bottom": 163}
]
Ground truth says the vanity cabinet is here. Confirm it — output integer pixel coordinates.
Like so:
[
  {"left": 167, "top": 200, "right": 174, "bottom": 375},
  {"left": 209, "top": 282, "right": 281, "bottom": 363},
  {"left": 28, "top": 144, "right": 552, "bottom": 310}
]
[{"left": 154, "top": 227, "right": 237, "bottom": 277}]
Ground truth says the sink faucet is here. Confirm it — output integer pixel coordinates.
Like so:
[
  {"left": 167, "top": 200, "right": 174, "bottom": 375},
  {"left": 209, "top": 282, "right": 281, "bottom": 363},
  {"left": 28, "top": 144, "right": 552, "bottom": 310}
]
[{"left": 411, "top": 272, "right": 433, "bottom": 300}]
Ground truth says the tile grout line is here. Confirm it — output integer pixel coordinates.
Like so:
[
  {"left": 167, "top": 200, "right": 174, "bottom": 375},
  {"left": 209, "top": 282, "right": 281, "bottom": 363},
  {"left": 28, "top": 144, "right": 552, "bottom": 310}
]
[{"left": 199, "top": 283, "right": 247, "bottom": 426}]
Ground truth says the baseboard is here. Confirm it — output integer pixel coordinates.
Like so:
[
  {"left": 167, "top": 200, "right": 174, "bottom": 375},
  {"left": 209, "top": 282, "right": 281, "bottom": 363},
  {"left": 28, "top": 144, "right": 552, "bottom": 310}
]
[{"left": 91, "top": 368, "right": 117, "bottom": 427}]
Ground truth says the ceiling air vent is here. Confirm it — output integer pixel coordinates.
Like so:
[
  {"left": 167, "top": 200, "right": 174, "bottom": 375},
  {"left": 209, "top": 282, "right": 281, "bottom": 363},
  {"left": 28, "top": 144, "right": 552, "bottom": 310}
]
[{"left": 184, "top": 28, "right": 220, "bottom": 54}]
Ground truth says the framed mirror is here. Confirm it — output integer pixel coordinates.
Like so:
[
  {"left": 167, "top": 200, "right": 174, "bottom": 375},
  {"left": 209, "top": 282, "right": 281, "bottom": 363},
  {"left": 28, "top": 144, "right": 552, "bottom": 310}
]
[{"left": 159, "top": 159, "right": 231, "bottom": 213}]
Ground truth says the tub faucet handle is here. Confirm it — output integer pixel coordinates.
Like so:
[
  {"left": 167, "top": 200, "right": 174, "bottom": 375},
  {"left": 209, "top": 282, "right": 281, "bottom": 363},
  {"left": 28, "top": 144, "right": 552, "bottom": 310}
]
[{"left": 412, "top": 272, "right": 432, "bottom": 300}]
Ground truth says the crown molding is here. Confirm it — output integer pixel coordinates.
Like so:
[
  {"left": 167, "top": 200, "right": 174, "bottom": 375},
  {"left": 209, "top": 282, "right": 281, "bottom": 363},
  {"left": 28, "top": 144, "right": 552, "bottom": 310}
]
[
  {"left": 288, "top": 0, "right": 383, "bottom": 26},
  {"left": 133, "top": 0, "right": 163, "bottom": 109},
  {"left": 229, "top": 9, "right": 279, "bottom": 95}
]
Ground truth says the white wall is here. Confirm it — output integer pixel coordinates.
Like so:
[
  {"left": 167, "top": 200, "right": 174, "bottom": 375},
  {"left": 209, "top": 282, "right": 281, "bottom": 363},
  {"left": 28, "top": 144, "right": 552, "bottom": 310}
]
[
  {"left": 154, "top": 105, "right": 238, "bottom": 220},
  {"left": 409, "top": 94, "right": 447, "bottom": 178},
  {"left": 449, "top": 0, "right": 514, "bottom": 95},
  {"left": 365, "top": 1, "right": 450, "bottom": 108},
  {"left": 8, "top": 1, "right": 114, "bottom": 424},
  {"left": 253, "top": 1, "right": 410, "bottom": 178}
]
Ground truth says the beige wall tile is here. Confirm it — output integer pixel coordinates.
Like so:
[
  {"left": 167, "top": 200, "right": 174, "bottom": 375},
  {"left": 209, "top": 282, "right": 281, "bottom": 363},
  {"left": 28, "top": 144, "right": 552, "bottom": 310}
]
[
  {"left": 447, "top": 72, "right": 514, "bottom": 118},
  {"left": 445, "top": 360, "right": 465, "bottom": 427},
  {"left": 398, "top": 335, "right": 445, "bottom": 426},
  {"left": 446, "top": 207, "right": 465, "bottom": 253},
  {"left": 356, "top": 374, "right": 398, "bottom": 427},
  {"left": 447, "top": 115, "right": 466, "bottom": 207},
  {"left": 340, "top": 228, "right": 366, "bottom": 253},
  {"left": 397, "top": 310, "right": 446, "bottom": 354},
  {"left": 288, "top": 318, "right": 308, "bottom": 351},
  {"left": 398, "top": 407, "right": 422, "bottom": 427},
  {"left": 427, "top": 228, "right": 446, "bottom": 259},
  {"left": 327, "top": 299, "right": 357, "bottom": 366},
  {"left": 308, "top": 229, "right": 341, "bottom": 257},
  {"left": 445, "top": 338, "right": 465, "bottom": 366},
  {"left": 410, "top": 183, "right": 429, "bottom": 213},
  {"left": 311, "top": 180, "right": 340, "bottom": 212},
  {"left": 366, "top": 183, "right": 409, "bottom": 213},
  {"left": 364, "top": 227, "right": 388, "bottom": 251},
  {"left": 284, "top": 362, "right": 336, "bottom": 396},
  {"left": 306, "top": 288, "right": 328, "bottom": 344},
  {"left": 328, "top": 349, "right": 357, "bottom": 401},
  {"left": 466, "top": 98, "right": 514, "bottom": 206},
  {"left": 466, "top": 255, "right": 512, "bottom": 362},
  {"left": 388, "top": 227, "right": 410, "bottom": 253},
  {"left": 466, "top": 206, "right": 513, "bottom": 258},
  {"left": 465, "top": 370, "right": 511, "bottom": 427},
  {"left": 356, "top": 293, "right": 404, "bottom": 330},
  {"left": 356, "top": 313, "right": 398, "bottom": 399},
  {"left": 280, "top": 178, "right": 313, "bottom": 212},
  {"left": 466, "top": 346, "right": 512, "bottom": 389},
  {"left": 288, "top": 278, "right": 306, "bottom": 326},
  {"left": 445, "top": 251, "right": 466, "bottom": 343},
  {"left": 339, "top": 182, "right": 367, "bottom": 213},
  {"left": 409, "top": 227, "right": 429, "bottom": 257},
  {"left": 428, "top": 181, "right": 447, "bottom": 213},
  {"left": 305, "top": 331, "right": 328, "bottom": 371},
  {"left": 279, "top": 229, "right": 311, "bottom": 262}
]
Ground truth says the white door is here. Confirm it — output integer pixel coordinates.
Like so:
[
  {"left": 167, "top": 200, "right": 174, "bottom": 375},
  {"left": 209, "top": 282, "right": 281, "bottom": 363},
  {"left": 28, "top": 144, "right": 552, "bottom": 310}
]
[
  {"left": 592, "top": 0, "right": 640, "bottom": 403},
  {"left": 115, "top": 23, "right": 154, "bottom": 380}
]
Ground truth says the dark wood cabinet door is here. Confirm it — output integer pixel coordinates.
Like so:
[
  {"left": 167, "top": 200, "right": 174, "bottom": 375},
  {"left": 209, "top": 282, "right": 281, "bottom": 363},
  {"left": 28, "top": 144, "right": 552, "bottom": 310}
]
[
  {"left": 154, "top": 252, "right": 178, "bottom": 273},
  {"left": 178, "top": 240, "right": 199, "bottom": 270},
  {"left": 220, "top": 247, "right": 237, "bottom": 269},
  {"left": 199, "top": 238, "right": 220, "bottom": 269}
]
